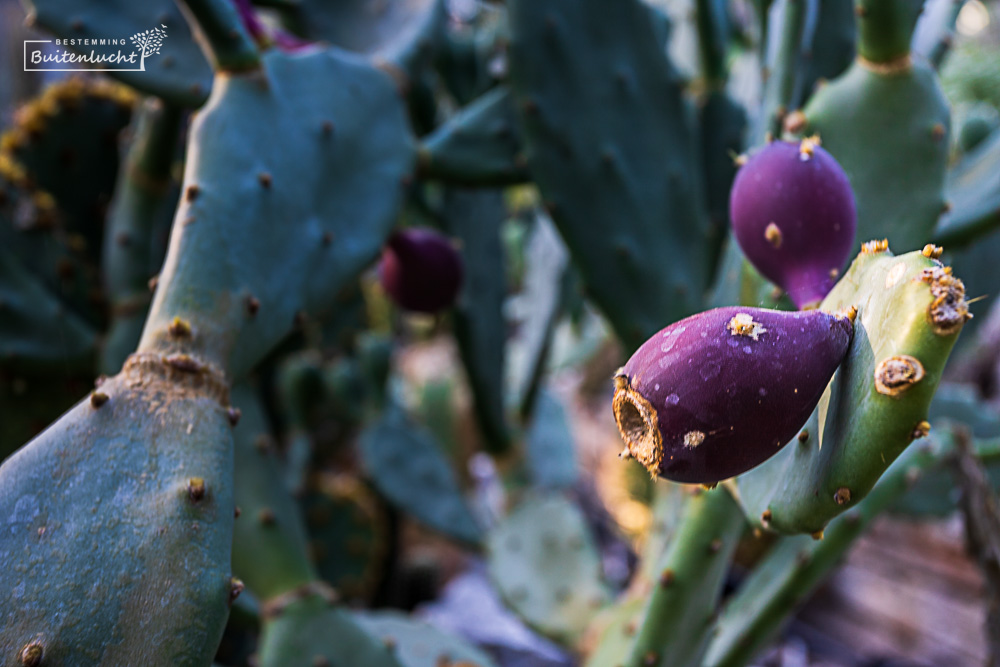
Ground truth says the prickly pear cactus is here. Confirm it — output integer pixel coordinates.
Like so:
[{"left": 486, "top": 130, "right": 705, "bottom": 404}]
[
  {"left": 507, "top": 0, "right": 710, "bottom": 349},
  {"left": 140, "top": 46, "right": 414, "bottom": 377},
  {"left": 302, "top": 474, "right": 389, "bottom": 602},
  {"left": 738, "top": 243, "right": 970, "bottom": 534},
  {"left": 0, "top": 356, "right": 237, "bottom": 664},
  {"left": 354, "top": 611, "right": 499, "bottom": 667},
  {"left": 358, "top": 405, "right": 482, "bottom": 545},
  {"left": 791, "top": 1, "right": 950, "bottom": 254},
  {"left": 487, "top": 492, "right": 610, "bottom": 645}
]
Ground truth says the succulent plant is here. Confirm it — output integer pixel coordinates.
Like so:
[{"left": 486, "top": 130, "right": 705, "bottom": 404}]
[{"left": 1, "top": 0, "right": 997, "bottom": 664}]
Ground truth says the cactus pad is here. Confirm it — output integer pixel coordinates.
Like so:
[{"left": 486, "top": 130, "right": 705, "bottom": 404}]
[
  {"left": 486, "top": 492, "right": 609, "bottom": 645},
  {"left": 738, "top": 244, "right": 969, "bottom": 533},
  {"left": 354, "top": 611, "right": 498, "bottom": 667},
  {"left": 507, "top": 0, "right": 710, "bottom": 349},
  {"left": 358, "top": 405, "right": 482, "bottom": 545}
]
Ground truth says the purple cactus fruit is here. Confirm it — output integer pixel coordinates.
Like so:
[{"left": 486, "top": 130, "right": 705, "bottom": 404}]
[
  {"left": 729, "top": 138, "right": 857, "bottom": 309},
  {"left": 378, "top": 228, "right": 464, "bottom": 314},
  {"left": 612, "top": 306, "right": 854, "bottom": 484}
]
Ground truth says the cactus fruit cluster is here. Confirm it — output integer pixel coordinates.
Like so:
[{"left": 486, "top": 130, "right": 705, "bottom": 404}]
[{"left": 1, "top": 0, "right": 999, "bottom": 665}]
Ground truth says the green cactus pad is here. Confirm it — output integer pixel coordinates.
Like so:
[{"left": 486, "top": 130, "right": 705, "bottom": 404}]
[
  {"left": 302, "top": 474, "right": 389, "bottom": 603},
  {"left": 419, "top": 86, "right": 529, "bottom": 187},
  {"left": 487, "top": 492, "right": 610, "bottom": 645},
  {"left": 358, "top": 405, "right": 482, "bottom": 545},
  {"left": 444, "top": 189, "right": 510, "bottom": 454},
  {"left": 705, "top": 432, "right": 954, "bottom": 667},
  {"left": 935, "top": 128, "right": 1000, "bottom": 247},
  {"left": 354, "top": 611, "right": 498, "bottom": 667},
  {"left": 507, "top": 212, "right": 570, "bottom": 419},
  {"left": 738, "top": 245, "right": 969, "bottom": 534},
  {"left": 798, "top": 59, "right": 950, "bottom": 255},
  {"left": 256, "top": 594, "right": 401, "bottom": 667},
  {"left": 0, "top": 241, "right": 97, "bottom": 371},
  {"left": 507, "top": 0, "right": 710, "bottom": 349},
  {"left": 617, "top": 488, "right": 746, "bottom": 667},
  {"left": 524, "top": 390, "right": 579, "bottom": 490},
  {"left": 230, "top": 384, "right": 316, "bottom": 603},
  {"left": 286, "top": 0, "right": 445, "bottom": 59},
  {"left": 0, "top": 355, "right": 235, "bottom": 664},
  {"left": 20, "top": 0, "right": 212, "bottom": 106},
  {"left": 0, "top": 78, "right": 135, "bottom": 262},
  {"left": 138, "top": 47, "right": 413, "bottom": 377},
  {"left": 100, "top": 100, "right": 183, "bottom": 374}
]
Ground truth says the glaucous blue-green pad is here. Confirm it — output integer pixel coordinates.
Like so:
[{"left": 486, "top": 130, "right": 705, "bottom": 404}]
[
  {"left": 524, "top": 390, "right": 579, "bottom": 490},
  {"left": 738, "top": 246, "right": 969, "bottom": 534},
  {"left": 507, "top": 0, "right": 710, "bottom": 349},
  {"left": 20, "top": 0, "right": 212, "bottom": 107},
  {"left": 487, "top": 492, "right": 609, "bottom": 645},
  {"left": 0, "top": 354, "right": 235, "bottom": 665},
  {"left": 443, "top": 189, "right": 510, "bottom": 454},
  {"left": 279, "top": 0, "right": 443, "bottom": 63},
  {"left": 358, "top": 405, "right": 482, "bottom": 545},
  {"left": 0, "top": 242, "right": 97, "bottom": 372},
  {"left": 354, "top": 611, "right": 499, "bottom": 667},
  {"left": 799, "top": 59, "right": 950, "bottom": 255},
  {"left": 139, "top": 47, "right": 414, "bottom": 378},
  {"left": 257, "top": 594, "right": 401, "bottom": 667},
  {"left": 419, "top": 86, "right": 530, "bottom": 187}
]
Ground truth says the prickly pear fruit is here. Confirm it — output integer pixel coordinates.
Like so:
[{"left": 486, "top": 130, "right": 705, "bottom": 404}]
[
  {"left": 378, "top": 228, "right": 463, "bottom": 314},
  {"left": 729, "top": 139, "right": 857, "bottom": 309},
  {"left": 613, "top": 306, "right": 854, "bottom": 483}
]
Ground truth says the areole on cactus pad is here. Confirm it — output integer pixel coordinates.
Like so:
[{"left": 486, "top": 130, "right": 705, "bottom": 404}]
[{"left": 612, "top": 306, "right": 855, "bottom": 484}]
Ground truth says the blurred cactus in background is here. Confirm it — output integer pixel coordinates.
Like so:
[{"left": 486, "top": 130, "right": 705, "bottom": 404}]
[{"left": 2, "top": 0, "right": 1000, "bottom": 665}]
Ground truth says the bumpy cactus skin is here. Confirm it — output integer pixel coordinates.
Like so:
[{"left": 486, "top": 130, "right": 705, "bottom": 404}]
[
  {"left": 613, "top": 306, "right": 853, "bottom": 484},
  {"left": 378, "top": 228, "right": 463, "bottom": 314},
  {"left": 0, "top": 357, "right": 236, "bottom": 665},
  {"left": 738, "top": 244, "right": 970, "bottom": 533},
  {"left": 730, "top": 139, "right": 857, "bottom": 308}
]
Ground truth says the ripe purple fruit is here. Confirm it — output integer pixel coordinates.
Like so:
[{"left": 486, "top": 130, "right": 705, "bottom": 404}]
[
  {"left": 729, "top": 138, "right": 857, "bottom": 309},
  {"left": 612, "top": 306, "right": 854, "bottom": 484},
  {"left": 378, "top": 228, "right": 464, "bottom": 314}
]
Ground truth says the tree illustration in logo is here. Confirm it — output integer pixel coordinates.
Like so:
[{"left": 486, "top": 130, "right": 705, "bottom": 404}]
[{"left": 130, "top": 24, "right": 168, "bottom": 71}]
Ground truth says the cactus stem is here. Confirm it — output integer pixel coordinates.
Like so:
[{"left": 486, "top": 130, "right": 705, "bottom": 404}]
[
  {"left": 612, "top": 372, "right": 663, "bottom": 475},
  {"left": 90, "top": 391, "right": 109, "bottom": 408},
  {"left": 874, "top": 355, "right": 925, "bottom": 396},
  {"left": 18, "top": 641, "right": 43, "bottom": 667}
]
